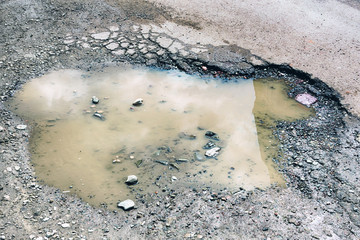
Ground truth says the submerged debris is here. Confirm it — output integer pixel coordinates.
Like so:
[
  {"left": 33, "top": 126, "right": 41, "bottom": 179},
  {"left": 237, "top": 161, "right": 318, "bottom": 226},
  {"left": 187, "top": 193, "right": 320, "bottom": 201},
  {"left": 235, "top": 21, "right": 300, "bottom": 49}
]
[
  {"left": 91, "top": 96, "right": 99, "bottom": 104},
  {"left": 93, "top": 112, "right": 105, "bottom": 120},
  {"left": 194, "top": 152, "right": 205, "bottom": 161},
  {"left": 135, "top": 159, "right": 143, "bottom": 168},
  {"left": 125, "top": 175, "right": 138, "bottom": 185},
  {"left": 205, "top": 147, "right": 221, "bottom": 158},
  {"left": 176, "top": 158, "right": 189, "bottom": 163},
  {"left": 205, "top": 131, "right": 220, "bottom": 141},
  {"left": 169, "top": 163, "right": 180, "bottom": 171},
  {"left": 132, "top": 98, "right": 144, "bottom": 106},
  {"left": 112, "top": 158, "right": 121, "bottom": 163},
  {"left": 155, "top": 160, "right": 169, "bottom": 165},
  {"left": 203, "top": 141, "right": 216, "bottom": 149},
  {"left": 179, "top": 132, "right": 197, "bottom": 140}
]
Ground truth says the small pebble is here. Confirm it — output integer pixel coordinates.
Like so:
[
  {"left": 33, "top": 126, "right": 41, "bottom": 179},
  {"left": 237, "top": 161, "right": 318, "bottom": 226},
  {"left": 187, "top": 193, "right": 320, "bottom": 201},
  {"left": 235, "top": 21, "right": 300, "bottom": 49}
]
[
  {"left": 117, "top": 199, "right": 135, "bottom": 210},
  {"left": 61, "top": 223, "right": 70, "bottom": 228},
  {"left": 132, "top": 98, "right": 144, "bottom": 106},
  {"left": 16, "top": 125, "right": 27, "bottom": 130},
  {"left": 92, "top": 96, "right": 99, "bottom": 104}
]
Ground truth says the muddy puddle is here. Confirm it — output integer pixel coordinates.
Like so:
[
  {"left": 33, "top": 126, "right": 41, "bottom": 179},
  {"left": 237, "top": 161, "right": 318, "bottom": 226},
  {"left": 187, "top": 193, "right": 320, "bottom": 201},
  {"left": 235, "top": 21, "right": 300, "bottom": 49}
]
[{"left": 9, "top": 67, "right": 314, "bottom": 209}]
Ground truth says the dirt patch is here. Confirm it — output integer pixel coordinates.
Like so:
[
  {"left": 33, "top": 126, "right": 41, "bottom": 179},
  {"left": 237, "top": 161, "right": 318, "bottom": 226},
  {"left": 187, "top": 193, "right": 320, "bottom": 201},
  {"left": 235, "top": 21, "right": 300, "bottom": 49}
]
[{"left": 0, "top": 0, "right": 360, "bottom": 239}]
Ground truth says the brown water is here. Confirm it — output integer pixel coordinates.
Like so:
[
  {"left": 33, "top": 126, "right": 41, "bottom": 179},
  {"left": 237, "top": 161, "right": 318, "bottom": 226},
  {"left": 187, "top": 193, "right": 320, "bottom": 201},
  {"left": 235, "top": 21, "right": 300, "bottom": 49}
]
[{"left": 9, "top": 67, "right": 314, "bottom": 208}]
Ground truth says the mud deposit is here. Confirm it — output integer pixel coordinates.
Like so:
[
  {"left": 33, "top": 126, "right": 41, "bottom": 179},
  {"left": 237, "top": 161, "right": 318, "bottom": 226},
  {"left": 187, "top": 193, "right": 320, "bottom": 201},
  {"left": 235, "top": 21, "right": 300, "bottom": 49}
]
[{"left": 1, "top": 0, "right": 360, "bottom": 239}]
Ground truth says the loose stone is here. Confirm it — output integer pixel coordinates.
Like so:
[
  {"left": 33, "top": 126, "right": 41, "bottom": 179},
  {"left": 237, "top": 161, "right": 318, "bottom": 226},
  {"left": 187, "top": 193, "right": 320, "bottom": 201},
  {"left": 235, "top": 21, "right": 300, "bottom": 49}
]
[
  {"left": 135, "top": 159, "right": 143, "bottom": 168},
  {"left": 61, "top": 223, "right": 70, "bottom": 228},
  {"left": 176, "top": 158, "right": 189, "bottom": 163},
  {"left": 0, "top": 126, "right": 4, "bottom": 131},
  {"left": 205, "top": 131, "right": 220, "bottom": 141},
  {"left": 203, "top": 141, "right": 216, "bottom": 149},
  {"left": 295, "top": 93, "right": 317, "bottom": 107},
  {"left": 205, "top": 147, "right": 221, "bottom": 158},
  {"left": 155, "top": 160, "right": 168, "bottom": 165},
  {"left": 16, "top": 125, "right": 27, "bottom": 130},
  {"left": 112, "top": 159, "right": 121, "bottom": 163},
  {"left": 117, "top": 199, "right": 135, "bottom": 211},
  {"left": 91, "top": 96, "right": 99, "bottom": 104},
  {"left": 132, "top": 98, "right": 144, "bottom": 106},
  {"left": 125, "top": 175, "right": 138, "bottom": 185},
  {"left": 93, "top": 113, "right": 105, "bottom": 120},
  {"left": 169, "top": 163, "right": 180, "bottom": 170}
]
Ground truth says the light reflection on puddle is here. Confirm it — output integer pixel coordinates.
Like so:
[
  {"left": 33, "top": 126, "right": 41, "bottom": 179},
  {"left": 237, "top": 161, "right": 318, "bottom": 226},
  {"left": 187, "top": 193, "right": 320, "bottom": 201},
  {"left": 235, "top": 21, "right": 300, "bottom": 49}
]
[{"left": 9, "top": 67, "right": 314, "bottom": 208}]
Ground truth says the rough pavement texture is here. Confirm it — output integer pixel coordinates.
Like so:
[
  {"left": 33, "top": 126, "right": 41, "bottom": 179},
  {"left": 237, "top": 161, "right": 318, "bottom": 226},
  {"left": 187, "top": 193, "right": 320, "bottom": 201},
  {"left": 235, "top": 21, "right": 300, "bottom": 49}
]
[
  {"left": 149, "top": 0, "right": 360, "bottom": 116},
  {"left": 1, "top": 0, "right": 360, "bottom": 239}
]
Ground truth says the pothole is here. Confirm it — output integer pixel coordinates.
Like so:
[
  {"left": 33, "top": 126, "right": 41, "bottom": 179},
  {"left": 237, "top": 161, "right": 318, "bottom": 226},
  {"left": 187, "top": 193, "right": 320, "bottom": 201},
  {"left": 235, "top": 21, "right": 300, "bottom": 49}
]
[{"left": 9, "top": 66, "right": 314, "bottom": 209}]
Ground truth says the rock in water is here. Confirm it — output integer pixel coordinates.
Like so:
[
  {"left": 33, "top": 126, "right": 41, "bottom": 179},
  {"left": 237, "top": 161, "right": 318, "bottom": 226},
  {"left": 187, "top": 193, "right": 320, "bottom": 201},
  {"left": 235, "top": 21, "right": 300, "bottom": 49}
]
[
  {"left": 125, "top": 175, "right": 138, "bottom": 185},
  {"left": 91, "top": 96, "right": 99, "bottom": 104},
  {"left": 93, "top": 113, "right": 105, "bottom": 120},
  {"left": 132, "top": 98, "right": 143, "bottom": 106},
  {"left": 203, "top": 141, "right": 216, "bottom": 149},
  {"left": 205, "top": 147, "right": 221, "bottom": 158},
  {"left": 194, "top": 152, "right": 205, "bottom": 161},
  {"left": 117, "top": 199, "right": 135, "bottom": 210},
  {"left": 205, "top": 131, "right": 220, "bottom": 141}
]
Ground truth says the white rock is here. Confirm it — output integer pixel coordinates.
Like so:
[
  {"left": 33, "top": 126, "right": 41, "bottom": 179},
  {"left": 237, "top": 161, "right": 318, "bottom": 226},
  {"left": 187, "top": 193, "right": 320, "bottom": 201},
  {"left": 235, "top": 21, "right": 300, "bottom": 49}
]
[
  {"left": 14, "top": 166, "right": 20, "bottom": 171},
  {"left": 205, "top": 147, "right": 221, "bottom": 158},
  {"left": 117, "top": 199, "right": 135, "bottom": 210},
  {"left": 106, "top": 42, "right": 119, "bottom": 50},
  {"left": 61, "top": 223, "right": 70, "bottom": 228},
  {"left": 295, "top": 93, "right": 317, "bottom": 107},
  {"left": 3, "top": 195, "right": 10, "bottom": 201},
  {"left": 171, "top": 176, "right": 177, "bottom": 181},
  {"left": 16, "top": 124, "right": 27, "bottom": 130},
  {"left": 6, "top": 167, "right": 12, "bottom": 172},
  {"left": 0, "top": 126, "right": 4, "bottom": 131},
  {"left": 91, "top": 32, "right": 110, "bottom": 40},
  {"left": 126, "top": 175, "right": 138, "bottom": 185}
]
